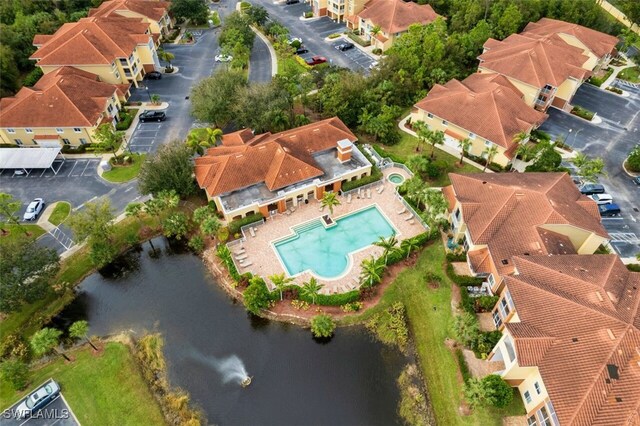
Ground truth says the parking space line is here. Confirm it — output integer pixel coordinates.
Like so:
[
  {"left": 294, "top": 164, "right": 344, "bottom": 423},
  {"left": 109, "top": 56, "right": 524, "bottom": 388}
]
[
  {"left": 81, "top": 160, "right": 91, "bottom": 175},
  {"left": 67, "top": 160, "right": 78, "bottom": 177}
]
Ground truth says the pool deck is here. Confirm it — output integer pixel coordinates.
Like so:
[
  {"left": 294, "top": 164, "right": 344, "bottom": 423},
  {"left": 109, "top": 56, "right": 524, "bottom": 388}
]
[{"left": 226, "top": 167, "right": 427, "bottom": 294}]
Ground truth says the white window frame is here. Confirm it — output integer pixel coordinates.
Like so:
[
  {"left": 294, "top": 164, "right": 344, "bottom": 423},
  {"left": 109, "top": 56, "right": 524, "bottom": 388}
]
[
  {"left": 442, "top": 120, "right": 448, "bottom": 126},
  {"left": 469, "top": 132, "right": 476, "bottom": 139},
  {"left": 73, "top": 128, "right": 81, "bottom": 133},
  {"left": 537, "top": 406, "right": 552, "bottom": 426},
  {"left": 56, "top": 128, "right": 64, "bottom": 133},
  {"left": 15, "top": 139, "right": 23, "bottom": 145},
  {"left": 25, "top": 128, "right": 33, "bottom": 133},
  {"left": 7, "top": 128, "right": 15, "bottom": 134},
  {"left": 492, "top": 310, "right": 502, "bottom": 328},
  {"left": 534, "top": 382, "right": 541, "bottom": 395},
  {"left": 524, "top": 391, "right": 532, "bottom": 404},
  {"left": 62, "top": 138, "right": 71, "bottom": 145},
  {"left": 487, "top": 273, "right": 495, "bottom": 287},
  {"left": 79, "top": 138, "right": 88, "bottom": 145}
]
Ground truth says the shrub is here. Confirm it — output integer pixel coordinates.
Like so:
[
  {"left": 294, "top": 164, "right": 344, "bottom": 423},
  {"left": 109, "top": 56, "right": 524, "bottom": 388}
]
[
  {"left": 626, "top": 264, "right": 640, "bottom": 272},
  {"left": 446, "top": 263, "right": 484, "bottom": 286},
  {"left": 525, "top": 146, "right": 562, "bottom": 172},
  {"left": 0, "top": 333, "right": 31, "bottom": 362},
  {"left": 310, "top": 314, "right": 336, "bottom": 338},
  {"left": 61, "top": 144, "right": 90, "bottom": 154},
  {"left": 0, "top": 359, "right": 29, "bottom": 391},
  {"left": 372, "top": 48, "right": 382, "bottom": 55},
  {"left": 471, "top": 330, "right": 502, "bottom": 358},
  {"left": 606, "top": 86, "right": 623, "bottom": 94},
  {"left": 304, "top": 11, "right": 313, "bottom": 18},
  {"left": 217, "top": 227, "right": 230, "bottom": 242},
  {"left": 216, "top": 244, "right": 240, "bottom": 281},
  {"left": 366, "top": 302, "right": 409, "bottom": 352},
  {"left": 588, "top": 67, "right": 613, "bottom": 87},
  {"left": 188, "top": 235, "right": 205, "bottom": 253},
  {"left": 464, "top": 375, "right": 513, "bottom": 409},
  {"left": 341, "top": 301, "right": 363, "bottom": 312},
  {"left": 475, "top": 295, "right": 499, "bottom": 313},
  {"left": 243, "top": 276, "right": 271, "bottom": 314},
  {"left": 454, "top": 312, "right": 480, "bottom": 348},
  {"left": 328, "top": 33, "right": 341, "bottom": 39},
  {"left": 341, "top": 171, "right": 382, "bottom": 192},
  {"left": 228, "top": 213, "right": 264, "bottom": 234},
  {"left": 115, "top": 112, "right": 134, "bottom": 131},
  {"left": 626, "top": 145, "right": 640, "bottom": 173},
  {"left": 571, "top": 105, "right": 595, "bottom": 121},
  {"left": 459, "top": 287, "right": 475, "bottom": 315},
  {"left": 23, "top": 68, "right": 44, "bottom": 87},
  {"left": 397, "top": 364, "right": 431, "bottom": 426},
  {"left": 347, "top": 31, "right": 370, "bottom": 47},
  {"left": 446, "top": 252, "right": 466, "bottom": 262}
]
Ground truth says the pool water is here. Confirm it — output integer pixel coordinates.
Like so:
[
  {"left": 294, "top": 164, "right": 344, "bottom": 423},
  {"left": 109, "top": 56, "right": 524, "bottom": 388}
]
[
  {"left": 388, "top": 173, "right": 405, "bottom": 184},
  {"left": 274, "top": 206, "right": 395, "bottom": 279}
]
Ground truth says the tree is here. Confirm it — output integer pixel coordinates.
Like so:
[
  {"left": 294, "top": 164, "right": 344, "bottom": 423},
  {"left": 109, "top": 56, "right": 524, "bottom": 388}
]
[
  {"left": 150, "top": 94, "right": 161, "bottom": 105},
  {"left": 0, "top": 239, "right": 60, "bottom": 313},
  {"left": 243, "top": 277, "right": 271, "bottom": 314},
  {"left": 320, "top": 192, "right": 341, "bottom": 215},
  {"left": 310, "top": 314, "right": 335, "bottom": 338},
  {"left": 157, "top": 48, "right": 175, "bottom": 70},
  {"left": 626, "top": 145, "right": 640, "bottom": 173},
  {"left": 170, "top": 0, "right": 209, "bottom": 24},
  {"left": 493, "top": 3, "right": 522, "bottom": 39},
  {"left": 245, "top": 4, "right": 268, "bottom": 26},
  {"left": 138, "top": 140, "right": 196, "bottom": 197},
  {"left": 420, "top": 190, "right": 448, "bottom": 228},
  {"left": 0, "top": 193, "right": 23, "bottom": 234},
  {"left": 0, "top": 45, "right": 19, "bottom": 97},
  {"left": 515, "top": 143, "right": 532, "bottom": 162},
  {"left": 185, "top": 132, "right": 213, "bottom": 156},
  {"left": 162, "top": 212, "right": 190, "bottom": 240},
  {"left": 269, "top": 273, "right": 294, "bottom": 301},
  {"left": 360, "top": 256, "right": 385, "bottom": 287},
  {"left": 572, "top": 154, "right": 607, "bottom": 183},
  {"left": 190, "top": 70, "right": 247, "bottom": 127},
  {"left": 30, "top": 328, "right": 70, "bottom": 362},
  {"left": 458, "top": 138, "right": 472, "bottom": 165},
  {"left": 400, "top": 237, "right": 420, "bottom": 259},
  {"left": 370, "top": 25, "right": 381, "bottom": 37},
  {"left": 413, "top": 120, "right": 430, "bottom": 152},
  {"left": 0, "top": 359, "right": 29, "bottom": 391},
  {"left": 67, "top": 200, "right": 116, "bottom": 267},
  {"left": 482, "top": 144, "right": 499, "bottom": 172},
  {"left": 454, "top": 312, "right": 479, "bottom": 348},
  {"left": 464, "top": 375, "right": 513, "bottom": 408},
  {"left": 427, "top": 130, "right": 445, "bottom": 159},
  {"left": 93, "top": 124, "right": 124, "bottom": 157},
  {"left": 69, "top": 320, "right": 98, "bottom": 351},
  {"left": 200, "top": 216, "right": 220, "bottom": 237},
  {"left": 300, "top": 277, "right": 323, "bottom": 305},
  {"left": 374, "top": 235, "right": 398, "bottom": 264},
  {"left": 525, "top": 145, "right": 562, "bottom": 172},
  {"left": 207, "top": 128, "right": 224, "bottom": 146}
]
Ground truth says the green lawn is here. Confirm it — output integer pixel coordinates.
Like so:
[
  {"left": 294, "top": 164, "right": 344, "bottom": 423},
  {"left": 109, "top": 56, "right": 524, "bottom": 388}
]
[
  {"left": 0, "top": 343, "right": 165, "bottom": 425},
  {"left": 277, "top": 53, "right": 310, "bottom": 75},
  {"left": 102, "top": 154, "right": 146, "bottom": 183},
  {"left": 48, "top": 202, "right": 71, "bottom": 226},
  {"left": 371, "top": 132, "right": 482, "bottom": 187},
  {"left": 0, "top": 224, "right": 46, "bottom": 245},
  {"left": 342, "top": 242, "right": 525, "bottom": 425},
  {"left": 618, "top": 66, "right": 640, "bottom": 83}
]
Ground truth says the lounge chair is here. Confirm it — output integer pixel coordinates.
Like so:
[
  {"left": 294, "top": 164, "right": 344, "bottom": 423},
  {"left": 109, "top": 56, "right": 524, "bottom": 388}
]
[
  {"left": 397, "top": 207, "right": 406, "bottom": 215},
  {"left": 236, "top": 254, "right": 248, "bottom": 260},
  {"left": 347, "top": 193, "right": 352, "bottom": 204},
  {"left": 240, "top": 261, "right": 253, "bottom": 268},
  {"left": 285, "top": 210, "right": 291, "bottom": 216},
  {"left": 377, "top": 186, "right": 385, "bottom": 194},
  {"left": 249, "top": 227, "right": 256, "bottom": 238},
  {"left": 408, "top": 219, "right": 415, "bottom": 225},
  {"left": 405, "top": 214, "right": 413, "bottom": 221},
  {"left": 234, "top": 248, "right": 246, "bottom": 255},
  {"left": 367, "top": 189, "right": 372, "bottom": 199}
]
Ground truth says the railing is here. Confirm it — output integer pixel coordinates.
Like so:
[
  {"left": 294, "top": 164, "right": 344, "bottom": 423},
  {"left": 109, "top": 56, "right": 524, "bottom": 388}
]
[
  {"left": 341, "top": 179, "right": 383, "bottom": 196},
  {"left": 394, "top": 188, "right": 429, "bottom": 230}
]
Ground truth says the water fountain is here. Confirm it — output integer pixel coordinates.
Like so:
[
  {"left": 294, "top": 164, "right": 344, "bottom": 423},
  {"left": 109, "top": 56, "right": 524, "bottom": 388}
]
[{"left": 190, "top": 352, "right": 252, "bottom": 387}]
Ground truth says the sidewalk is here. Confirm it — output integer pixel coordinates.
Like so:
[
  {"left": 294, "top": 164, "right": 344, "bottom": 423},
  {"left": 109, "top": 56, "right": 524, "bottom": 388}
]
[{"left": 602, "top": 57, "right": 636, "bottom": 88}]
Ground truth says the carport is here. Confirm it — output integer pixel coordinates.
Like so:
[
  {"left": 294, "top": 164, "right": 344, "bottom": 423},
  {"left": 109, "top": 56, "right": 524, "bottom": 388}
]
[{"left": 0, "top": 147, "right": 65, "bottom": 175}]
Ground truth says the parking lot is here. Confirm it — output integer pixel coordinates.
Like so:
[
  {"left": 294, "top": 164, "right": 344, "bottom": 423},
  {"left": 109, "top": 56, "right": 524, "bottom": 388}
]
[
  {"left": 127, "top": 120, "right": 168, "bottom": 153},
  {"left": 1, "top": 393, "right": 79, "bottom": 426},
  {"left": 0, "top": 158, "right": 100, "bottom": 180},
  {"left": 538, "top": 81, "right": 640, "bottom": 258}
]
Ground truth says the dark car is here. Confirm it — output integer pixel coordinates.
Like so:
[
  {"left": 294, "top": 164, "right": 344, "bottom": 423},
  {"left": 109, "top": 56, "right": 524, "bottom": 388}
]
[
  {"left": 633, "top": 176, "right": 640, "bottom": 185},
  {"left": 598, "top": 203, "right": 621, "bottom": 217},
  {"left": 15, "top": 380, "right": 60, "bottom": 419},
  {"left": 579, "top": 183, "right": 605, "bottom": 195},
  {"left": 335, "top": 42, "right": 355, "bottom": 51},
  {"left": 139, "top": 110, "right": 166, "bottom": 122},
  {"left": 145, "top": 71, "right": 162, "bottom": 80},
  {"left": 285, "top": 0, "right": 299, "bottom": 4},
  {"left": 305, "top": 55, "right": 327, "bottom": 66},
  {"left": 295, "top": 47, "right": 309, "bottom": 55}
]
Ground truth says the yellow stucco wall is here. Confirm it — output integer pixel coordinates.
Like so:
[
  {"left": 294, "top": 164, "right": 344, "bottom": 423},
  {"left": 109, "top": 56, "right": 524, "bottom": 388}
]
[
  {"left": 38, "top": 64, "right": 123, "bottom": 84},
  {"left": 411, "top": 108, "right": 512, "bottom": 167},
  {"left": 518, "top": 371, "right": 550, "bottom": 415},
  {"left": 478, "top": 68, "right": 541, "bottom": 107},
  {"left": 539, "top": 224, "right": 607, "bottom": 254},
  {"left": 555, "top": 77, "right": 581, "bottom": 102},
  {"left": 555, "top": 33, "right": 600, "bottom": 70}
]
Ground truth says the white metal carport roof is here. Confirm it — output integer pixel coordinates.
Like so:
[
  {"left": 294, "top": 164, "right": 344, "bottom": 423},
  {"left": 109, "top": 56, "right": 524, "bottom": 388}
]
[{"left": 0, "top": 147, "right": 65, "bottom": 174}]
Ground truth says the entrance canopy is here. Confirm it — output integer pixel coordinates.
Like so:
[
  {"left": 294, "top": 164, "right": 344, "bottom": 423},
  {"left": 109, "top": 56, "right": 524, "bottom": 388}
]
[{"left": 0, "top": 147, "right": 65, "bottom": 175}]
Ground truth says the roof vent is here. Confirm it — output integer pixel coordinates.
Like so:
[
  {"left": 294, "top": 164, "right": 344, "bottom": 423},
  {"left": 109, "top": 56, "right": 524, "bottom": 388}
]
[
  {"left": 572, "top": 337, "right": 578, "bottom": 342},
  {"left": 606, "top": 329, "right": 616, "bottom": 340},
  {"left": 607, "top": 364, "right": 620, "bottom": 379},
  {"left": 616, "top": 397, "right": 623, "bottom": 403},
  {"left": 482, "top": 181, "right": 487, "bottom": 184},
  {"left": 595, "top": 291, "right": 604, "bottom": 302},
  {"left": 501, "top": 259, "right": 509, "bottom": 265}
]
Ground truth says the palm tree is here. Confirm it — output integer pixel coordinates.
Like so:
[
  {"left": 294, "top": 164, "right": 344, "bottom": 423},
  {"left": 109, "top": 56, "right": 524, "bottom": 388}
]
[
  {"left": 69, "top": 320, "right": 98, "bottom": 351},
  {"left": 482, "top": 145, "right": 499, "bottom": 172},
  {"left": 374, "top": 235, "right": 398, "bottom": 264},
  {"left": 413, "top": 121, "right": 430, "bottom": 152},
  {"left": 269, "top": 273, "right": 295, "bottom": 301},
  {"left": 512, "top": 131, "right": 529, "bottom": 146},
  {"left": 186, "top": 132, "right": 212, "bottom": 156},
  {"left": 407, "top": 155, "right": 430, "bottom": 177},
  {"left": 300, "top": 277, "right": 323, "bottom": 304},
  {"left": 359, "top": 256, "right": 385, "bottom": 287},
  {"left": 400, "top": 238, "right": 420, "bottom": 259},
  {"left": 370, "top": 25, "right": 381, "bottom": 38},
  {"left": 158, "top": 48, "right": 175, "bottom": 70},
  {"left": 457, "top": 138, "right": 472, "bottom": 165},
  {"left": 515, "top": 143, "right": 532, "bottom": 162},
  {"left": 206, "top": 128, "right": 224, "bottom": 146},
  {"left": 571, "top": 152, "right": 589, "bottom": 169},
  {"left": 30, "top": 328, "right": 71, "bottom": 362},
  {"left": 428, "top": 130, "right": 445, "bottom": 159},
  {"left": 321, "top": 192, "right": 341, "bottom": 215},
  {"left": 421, "top": 190, "right": 449, "bottom": 228}
]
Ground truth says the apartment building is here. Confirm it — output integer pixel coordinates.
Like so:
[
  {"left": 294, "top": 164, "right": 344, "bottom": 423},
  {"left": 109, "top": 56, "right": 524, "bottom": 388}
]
[{"left": 88, "top": 0, "right": 174, "bottom": 35}]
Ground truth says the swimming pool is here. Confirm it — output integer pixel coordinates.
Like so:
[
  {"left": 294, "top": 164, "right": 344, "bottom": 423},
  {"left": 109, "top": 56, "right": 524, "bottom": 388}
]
[{"left": 273, "top": 206, "right": 396, "bottom": 279}]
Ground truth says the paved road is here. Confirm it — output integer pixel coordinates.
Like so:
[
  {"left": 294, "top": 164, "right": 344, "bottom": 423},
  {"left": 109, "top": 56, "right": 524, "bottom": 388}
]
[
  {"left": 539, "top": 82, "right": 640, "bottom": 257},
  {"left": 1, "top": 392, "right": 78, "bottom": 426},
  {"left": 249, "top": 31, "right": 273, "bottom": 83},
  {"left": 255, "top": 0, "right": 374, "bottom": 72}
]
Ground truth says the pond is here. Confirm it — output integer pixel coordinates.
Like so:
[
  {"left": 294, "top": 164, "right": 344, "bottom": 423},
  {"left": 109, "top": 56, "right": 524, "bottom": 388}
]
[{"left": 55, "top": 238, "right": 406, "bottom": 425}]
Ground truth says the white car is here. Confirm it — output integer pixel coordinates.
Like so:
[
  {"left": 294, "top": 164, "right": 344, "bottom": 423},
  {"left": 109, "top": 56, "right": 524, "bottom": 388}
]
[
  {"left": 369, "top": 61, "right": 379, "bottom": 70},
  {"left": 215, "top": 54, "right": 233, "bottom": 62},
  {"left": 23, "top": 198, "right": 45, "bottom": 221},
  {"left": 588, "top": 193, "right": 613, "bottom": 205},
  {"left": 15, "top": 380, "right": 60, "bottom": 419}
]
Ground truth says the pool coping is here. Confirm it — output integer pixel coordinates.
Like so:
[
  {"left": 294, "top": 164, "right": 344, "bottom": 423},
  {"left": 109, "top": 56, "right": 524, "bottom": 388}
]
[{"left": 270, "top": 203, "right": 401, "bottom": 282}]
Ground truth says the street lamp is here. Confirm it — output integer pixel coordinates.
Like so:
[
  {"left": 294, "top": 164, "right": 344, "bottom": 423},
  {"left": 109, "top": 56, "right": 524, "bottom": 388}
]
[{"left": 144, "top": 86, "right": 152, "bottom": 103}]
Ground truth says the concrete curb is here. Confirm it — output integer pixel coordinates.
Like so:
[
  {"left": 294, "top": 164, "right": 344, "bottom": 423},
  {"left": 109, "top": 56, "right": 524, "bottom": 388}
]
[
  {"left": 397, "top": 115, "right": 491, "bottom": 172},
  {"left": 251, "top": 25, "right": 278, "bottom": 77},
  {"left": 622, "top": 157, "right": 640, "bottom": 178}
]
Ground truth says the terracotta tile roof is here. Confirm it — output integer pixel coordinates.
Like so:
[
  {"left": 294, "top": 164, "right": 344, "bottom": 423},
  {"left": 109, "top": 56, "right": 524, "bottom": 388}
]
[
  {"left": 523, "top": 18, "right": 619, "bottom": 59},
  {"left": 89, "top": 0, "right": 170, "bottom": 22},
  {"left": 0, "top": 67, "right": 128, "bottom": 128},
  {"left": 30, "top": 16, "right": 152, "bottom": 66},
  {"left": 447, "top": 172, "right": 609, "bottom": 275},
  {"left": 195, "top": 118, "right": 357, "bottom": 197},
  {"left": 467, "top": 247, "right": 493, "bottom": 275},
  {"left": 357, "top": 0, "right": 440, "bottom": 34},
  {"left": 479, "top": 33, "right": 590, "bottom": 88},
  {"left": 414, "top": 73, "right": 547, "bottom": 150},
  {"left": 504, "top": 254, "right": 640, "bottom": 426},
  {"left": 441, "top": 185, "right": 457, "bottom": 212}
]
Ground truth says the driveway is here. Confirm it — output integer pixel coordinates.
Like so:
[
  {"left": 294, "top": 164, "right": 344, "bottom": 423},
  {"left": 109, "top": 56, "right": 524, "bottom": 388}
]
[
  {"left": 538, "top": 82, "right": 640, "bottom": 258},
  {"left": 254, "top": 0, "right": 375, "bottom": 72}
]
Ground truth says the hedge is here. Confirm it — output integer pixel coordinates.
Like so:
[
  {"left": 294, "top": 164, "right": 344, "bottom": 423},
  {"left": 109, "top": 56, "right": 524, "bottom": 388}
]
[
  {"left": 347, "top": 31, "right": 370, "bottom": 47},
  {"left": 228, "top": 213, "right": 264, "bottom": 234},
  {"left": 342, "top": 173, "right": 382, "bottom": 192},
  {"left": 371, "top": 144, "right": 406, "bottom": 164},
  {"left": 446, "top": 252, "right": 466, "bottom": 262},
  {"left": 115, "top": 112, "right": 134, "bottom": 131},
  {"left": 267, "top": 284, "right": 360, "bottom": 306},
  {"left": 571, "top": 105, "right": 594, "bottom": 121},
  {"left": 446, "top": 263, "right": 484, "bottom": 287},
  {"left": 216, "top": 245, "right": 241, "bottom": 281}
]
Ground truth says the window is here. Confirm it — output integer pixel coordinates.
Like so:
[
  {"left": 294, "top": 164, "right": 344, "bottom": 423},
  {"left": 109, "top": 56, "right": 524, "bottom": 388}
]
[
  {"left": 527, "top": 416, "right": 538, "bottom": 426},
  {"left": 111, "top": 61, "right": 116, "bottom": 69},
  {"left": 537, "top": 406, "right": 552, "bottom": 426},
  {"left": 25, "top": 128, "right": 33, "bottom": 133},
  {"left": 73, "top": 128, "right": 81, "bottom": 133},
  {"left": 547, "top": 401, "right": 559, "bottom": 425},
  {"left": 79, "top": 138, "right": 87, "bottom": 145},
  {"left": 7, "top": 128, "right": 15, "bottom": 134},
  {"left": 469, "top": 132, "right": 475, "bottom": 139},
  {"left": 427, "top": 112, "right": 433, "bottom": 119},
  {"left": 485, "top": 140, "right": 492, "bottom": 146},
  {"left": 487, "top": 274, "right": 495, "bottom": 287},
  {"left": 499, "top": 295, "right": 511, "bottom": 318},
  {"left": 56, "top": 128, "right": 63, "bottom": 133},
  {"left": 524, "top": 391, "right": 532, "bottom": 404},
  {"left": 534, "top": 382, "right": 541, "bottom": 395},
  {"left": 62, "top": 138, "right": 71, "bottom": 145},
  {"left": 492, "top": 310, "right": 502, "bottom": 328},
  {"left": 115, "top": 71, "right": 120, "bottom": 79},
  {"left": 108, "top": 105, "right": 114, "bottom": 114},
  {"left": 14, "top": 139, "right": 23, "bottom": 145},
  {"left": 442, "top": 120, "right": 448, "bottom": 126}
]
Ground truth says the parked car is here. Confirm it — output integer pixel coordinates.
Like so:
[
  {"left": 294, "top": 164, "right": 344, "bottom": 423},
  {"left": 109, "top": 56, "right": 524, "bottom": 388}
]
[
  {"left": 15, "top": 380, "right": 60, "bottom": 419},
  {"left": 369, "top": 60, "right": 379, "bottom": 70},
  {"left": 139, "top": 110, "right": 166, "bottom": 122},
  {"left": 294, "top": 47, "right": 309, "bottom": 55},
  {"left": 335, "top": 42, "right": 355, "bottom": 51},
  {"left": 633, "top": 176, "right": 640, "bottom": 185},
  {"left": 598, "top": 203, "right": 621, "bottom": 217},
  {"left": 23, "top": 198, "right": 44, "bottom": 221},
  {"left": 285, "top": 0, "right": 300, "bottom": 4},
  {"left": 215, "top": 54, "right": 233, "bottom": 62},
  {"left": 305, "top": 55, "right": 327, "bottom": 66},
  {"left": 579, "top": 183, "right": 605, "bottom": 195},
  {"left": 588, "top": 193, "right": 613, "bottom": 205},
  {"left": 145, "top": 71, "right": 162, "bottom": 80}
]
